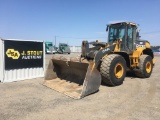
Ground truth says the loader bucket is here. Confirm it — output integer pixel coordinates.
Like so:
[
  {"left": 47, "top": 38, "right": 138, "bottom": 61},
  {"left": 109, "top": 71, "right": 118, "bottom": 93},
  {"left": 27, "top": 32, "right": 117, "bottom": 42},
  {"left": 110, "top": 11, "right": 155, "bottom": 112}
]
[{"left": 43, "top": 58, "right": 101, "bottom": 99}]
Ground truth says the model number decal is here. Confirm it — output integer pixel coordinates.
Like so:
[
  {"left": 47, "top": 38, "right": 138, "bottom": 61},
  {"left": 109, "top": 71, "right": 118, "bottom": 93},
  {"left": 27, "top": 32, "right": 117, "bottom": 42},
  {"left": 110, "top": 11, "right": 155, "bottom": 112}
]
[{"left": 102, "top": 48, "right": 110, "bottom": 53}]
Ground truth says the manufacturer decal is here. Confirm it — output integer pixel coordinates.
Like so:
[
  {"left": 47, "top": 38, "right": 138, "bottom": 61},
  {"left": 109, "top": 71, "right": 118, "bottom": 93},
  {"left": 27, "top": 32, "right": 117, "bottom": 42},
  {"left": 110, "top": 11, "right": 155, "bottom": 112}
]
[{"left": 136, "top": 44, "right": 145, "bottom": 48}]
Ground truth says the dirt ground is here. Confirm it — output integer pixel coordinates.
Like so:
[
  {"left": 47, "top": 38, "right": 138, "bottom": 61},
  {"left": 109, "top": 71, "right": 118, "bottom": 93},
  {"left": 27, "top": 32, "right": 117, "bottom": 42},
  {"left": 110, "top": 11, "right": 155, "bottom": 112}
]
[{"left": 0, "top": 53, "right": 160, "bottom": 120}]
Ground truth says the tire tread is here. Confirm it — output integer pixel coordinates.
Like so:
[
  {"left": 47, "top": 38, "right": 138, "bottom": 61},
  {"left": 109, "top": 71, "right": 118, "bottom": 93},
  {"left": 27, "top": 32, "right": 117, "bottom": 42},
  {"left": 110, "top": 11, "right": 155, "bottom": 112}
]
[{"left": 100, "top": 54, "right": 125, "bottom": 86}]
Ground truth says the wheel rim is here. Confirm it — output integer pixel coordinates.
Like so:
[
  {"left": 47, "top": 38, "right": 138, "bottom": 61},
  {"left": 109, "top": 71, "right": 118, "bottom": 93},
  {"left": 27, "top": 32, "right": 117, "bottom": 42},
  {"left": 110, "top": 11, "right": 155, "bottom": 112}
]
[
  {"left": 114, "top": 63, "right": 124, "bottom": 79},
  {"left": 146, "top": 61, "right": 151, "bottom": 73}
]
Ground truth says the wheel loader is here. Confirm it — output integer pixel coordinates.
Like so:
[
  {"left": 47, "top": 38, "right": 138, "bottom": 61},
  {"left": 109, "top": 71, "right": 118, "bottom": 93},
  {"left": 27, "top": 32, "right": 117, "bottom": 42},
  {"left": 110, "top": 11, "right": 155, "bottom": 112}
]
[{"left": 43, "top": 22, "right": 155, "bottom": 99}]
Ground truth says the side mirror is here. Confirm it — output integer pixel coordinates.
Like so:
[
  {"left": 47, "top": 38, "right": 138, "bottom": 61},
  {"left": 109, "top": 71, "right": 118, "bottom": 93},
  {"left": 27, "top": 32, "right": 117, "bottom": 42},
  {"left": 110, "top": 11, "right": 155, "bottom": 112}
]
[
  {"left": 106, "top": 25, "right": 109, "bottom": 31},
  {"left": 136, "top": 29, "right": 141, "bottom": 39}
]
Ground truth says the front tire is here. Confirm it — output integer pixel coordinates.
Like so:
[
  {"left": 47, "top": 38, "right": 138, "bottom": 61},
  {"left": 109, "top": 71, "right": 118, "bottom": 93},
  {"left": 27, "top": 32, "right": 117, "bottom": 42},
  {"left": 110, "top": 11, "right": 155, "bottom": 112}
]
[{"left": 100, "top": 54, "right": 126, "bottom": 86}]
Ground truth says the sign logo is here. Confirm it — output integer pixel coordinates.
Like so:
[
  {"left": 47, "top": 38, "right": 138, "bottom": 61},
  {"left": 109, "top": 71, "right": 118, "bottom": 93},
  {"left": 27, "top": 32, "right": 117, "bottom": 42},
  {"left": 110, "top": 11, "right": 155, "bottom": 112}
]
[
  {"left": 4, "top": 40, "right": 43, "bottom": 70},
  {"left": 6, "top": 49, "right": 20, "bottom": 59}
]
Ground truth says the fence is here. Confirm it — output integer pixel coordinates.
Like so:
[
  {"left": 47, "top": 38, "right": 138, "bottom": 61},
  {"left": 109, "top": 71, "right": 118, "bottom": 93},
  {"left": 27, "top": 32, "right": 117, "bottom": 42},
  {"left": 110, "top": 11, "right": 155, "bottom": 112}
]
[{"left": 69, "top": 46, "right": 81, "bottom": 53}]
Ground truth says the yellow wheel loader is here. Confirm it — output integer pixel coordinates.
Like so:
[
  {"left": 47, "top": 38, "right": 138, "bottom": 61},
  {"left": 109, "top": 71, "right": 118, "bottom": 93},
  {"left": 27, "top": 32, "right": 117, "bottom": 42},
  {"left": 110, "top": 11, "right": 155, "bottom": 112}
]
[{"left": 43, "top": 22, "right": 155, "bottom": 99}]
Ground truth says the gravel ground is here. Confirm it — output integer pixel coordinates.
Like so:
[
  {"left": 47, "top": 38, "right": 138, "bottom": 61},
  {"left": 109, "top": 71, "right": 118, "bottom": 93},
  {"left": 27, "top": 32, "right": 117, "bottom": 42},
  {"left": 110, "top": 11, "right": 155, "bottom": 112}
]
[{"left": 0, "top": 53, "right": 160, "bottom": 120}]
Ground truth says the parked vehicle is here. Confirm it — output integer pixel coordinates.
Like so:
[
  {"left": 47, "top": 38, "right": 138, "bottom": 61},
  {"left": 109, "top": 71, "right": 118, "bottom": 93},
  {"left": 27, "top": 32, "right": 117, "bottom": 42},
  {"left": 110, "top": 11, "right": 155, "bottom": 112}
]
[
  {"left": 57, "top": 43, "right": 71, "bottom": 54},
  {"left": 45, "top": 42, "right": 57, "bottom": 54}
]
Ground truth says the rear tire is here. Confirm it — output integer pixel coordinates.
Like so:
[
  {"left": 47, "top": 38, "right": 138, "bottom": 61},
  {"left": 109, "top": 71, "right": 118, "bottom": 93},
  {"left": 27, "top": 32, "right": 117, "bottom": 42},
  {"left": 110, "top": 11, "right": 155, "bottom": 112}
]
[
  {"left": 100, "top": 54, "right": 126, "bottom": 86},
  {"left": 134, "top": 55, "right": 153, "bottom": 78}
]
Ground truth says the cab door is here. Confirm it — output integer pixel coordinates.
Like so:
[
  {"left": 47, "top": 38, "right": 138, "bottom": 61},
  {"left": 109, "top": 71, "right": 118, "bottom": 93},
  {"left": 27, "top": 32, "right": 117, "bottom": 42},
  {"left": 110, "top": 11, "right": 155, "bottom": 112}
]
[{"left": 127, "top": 27, "right": 134, "bottom": 50}]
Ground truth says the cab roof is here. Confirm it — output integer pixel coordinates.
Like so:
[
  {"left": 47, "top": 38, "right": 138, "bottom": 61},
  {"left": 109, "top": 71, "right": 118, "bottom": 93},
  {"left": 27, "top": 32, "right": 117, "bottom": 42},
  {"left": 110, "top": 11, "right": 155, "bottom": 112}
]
[{"left": 108, "top": 22, "right": 139, "bottom": 26}]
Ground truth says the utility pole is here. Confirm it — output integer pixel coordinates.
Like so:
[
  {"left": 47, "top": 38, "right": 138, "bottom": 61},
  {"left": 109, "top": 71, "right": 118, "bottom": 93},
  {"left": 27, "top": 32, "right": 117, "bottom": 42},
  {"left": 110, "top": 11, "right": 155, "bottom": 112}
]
[{"left": 55, "top": 36, "right": 56, "bottom": 47}]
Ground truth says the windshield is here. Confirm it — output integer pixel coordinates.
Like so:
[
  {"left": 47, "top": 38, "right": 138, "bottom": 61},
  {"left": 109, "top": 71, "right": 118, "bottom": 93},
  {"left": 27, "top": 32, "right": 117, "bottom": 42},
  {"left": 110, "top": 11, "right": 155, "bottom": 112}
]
[
  {"left": 61, "top": 44, "right": 68, "bottom": 47},
  {"left": 108, "top": 24, "right": 125, "bottom": 42},
  {"left": 47, "top": 44, "right": 53, "bottom": 46}
]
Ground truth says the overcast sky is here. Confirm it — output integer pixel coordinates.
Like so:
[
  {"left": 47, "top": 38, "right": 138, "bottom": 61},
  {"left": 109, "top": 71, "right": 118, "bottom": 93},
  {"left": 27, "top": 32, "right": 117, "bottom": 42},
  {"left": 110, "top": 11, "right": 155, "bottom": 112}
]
[{"left": 0, "top": 0, "right": 160, "bottom": 46}]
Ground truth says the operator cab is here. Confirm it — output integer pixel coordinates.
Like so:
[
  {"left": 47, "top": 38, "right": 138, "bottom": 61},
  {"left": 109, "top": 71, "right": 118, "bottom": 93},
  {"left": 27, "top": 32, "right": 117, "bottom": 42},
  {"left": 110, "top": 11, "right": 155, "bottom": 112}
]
[{"left": 106, "top": 22, "right": 138, "bottom": 52}]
